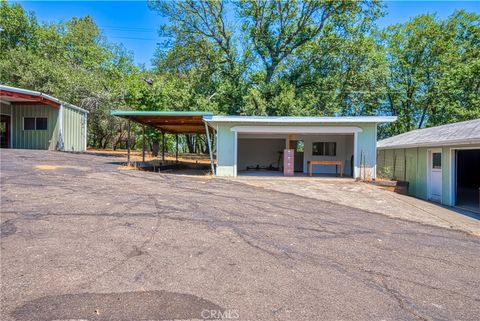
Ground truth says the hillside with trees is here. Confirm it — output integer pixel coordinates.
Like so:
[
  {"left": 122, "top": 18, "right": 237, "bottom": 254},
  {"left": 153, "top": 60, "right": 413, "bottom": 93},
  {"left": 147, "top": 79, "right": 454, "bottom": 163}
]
[{"left": 1, "top": 0, "right": 479, "bottom": 150}]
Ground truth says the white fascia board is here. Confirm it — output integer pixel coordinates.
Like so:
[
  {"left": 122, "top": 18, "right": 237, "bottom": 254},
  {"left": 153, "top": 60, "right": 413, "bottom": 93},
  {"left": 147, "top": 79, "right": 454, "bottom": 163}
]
[
  {"left": 0, "top": 85, "right": 88, "bottom": 114},
  {"left": 230, "top": 126, "right": 363, "bottom": 134},
  {"left": 203, "top": 115, "right": 397, "bottom": 124},
  {"left": 377, "top": 139, "right": 480, "bottom": 149}
]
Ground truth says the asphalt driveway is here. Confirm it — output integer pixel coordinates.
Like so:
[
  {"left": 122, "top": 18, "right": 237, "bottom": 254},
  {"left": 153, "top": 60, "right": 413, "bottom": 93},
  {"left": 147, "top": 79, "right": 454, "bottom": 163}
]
[{"left": 1, "top": 149, "right": 479, "bottom": 321}]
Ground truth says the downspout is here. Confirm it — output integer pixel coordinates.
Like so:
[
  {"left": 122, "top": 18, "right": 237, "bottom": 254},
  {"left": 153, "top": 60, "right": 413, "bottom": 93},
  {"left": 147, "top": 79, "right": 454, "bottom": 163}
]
[{"left": 57, "top": 104, "right": 64, "bottom": 151}]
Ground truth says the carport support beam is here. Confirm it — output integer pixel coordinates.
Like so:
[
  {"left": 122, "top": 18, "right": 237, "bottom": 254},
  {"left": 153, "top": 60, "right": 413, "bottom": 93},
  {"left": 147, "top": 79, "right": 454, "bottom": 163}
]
[
  {"left": 204, "top": 122, "right": 215, "bottom": 175},
  {"left": 142, "top": 125, "right": 146, "bottom": 163},
  {"left": 127, "top": 120, "right": 131, "bottom": 166},
  {"left": 162, "top": 131, "right": 165, "bottom": 161}
]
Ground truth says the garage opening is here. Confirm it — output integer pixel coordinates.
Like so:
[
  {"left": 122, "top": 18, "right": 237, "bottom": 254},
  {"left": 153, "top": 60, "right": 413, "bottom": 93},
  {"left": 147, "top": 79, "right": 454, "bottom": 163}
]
[
  {"left": 238, "top": 136, "right": 285, "bottom": 173},
  {"left": 456, "top": 149, "right": 480, "bottom": 211},
  {"left": 236, "top": 132, "right": 355, "bottom": 177}
]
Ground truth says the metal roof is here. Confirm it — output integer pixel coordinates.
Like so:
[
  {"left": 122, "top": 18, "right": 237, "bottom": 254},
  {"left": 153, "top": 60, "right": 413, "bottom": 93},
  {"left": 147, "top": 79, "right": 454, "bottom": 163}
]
[
  {"left": 203, "top": 115, "right": 397, "bottom": 124},
  {"left": 0, "top": 85, "right": 88, "bottom": 114},
  {"left": 111, "top": 110, "right": 214, "bottom": 134},
  {"left": 378, "top": 119, "right": 480, "bottom": 149}
]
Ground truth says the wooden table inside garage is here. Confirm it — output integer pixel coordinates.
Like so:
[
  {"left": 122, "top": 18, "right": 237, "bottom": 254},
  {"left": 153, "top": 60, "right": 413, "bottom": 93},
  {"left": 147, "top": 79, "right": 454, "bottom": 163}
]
[{"left": 307, "top": 160, "right": 343, "bottom": 177}]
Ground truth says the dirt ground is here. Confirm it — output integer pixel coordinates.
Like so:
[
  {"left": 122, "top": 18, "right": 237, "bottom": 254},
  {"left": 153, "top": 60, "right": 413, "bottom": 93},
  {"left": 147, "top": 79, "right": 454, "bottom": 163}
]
[
  {"left": 1, "top": 149, "right": 479, "bottom": 321},
  {"left": 86, "top": 148, "right": 211, "bottom": 164}
]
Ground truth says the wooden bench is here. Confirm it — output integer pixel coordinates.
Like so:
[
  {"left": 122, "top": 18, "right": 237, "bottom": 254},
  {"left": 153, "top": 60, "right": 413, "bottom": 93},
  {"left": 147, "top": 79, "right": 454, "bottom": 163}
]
[{"left": 307, "top": 160, "right": 343, "bottom": 177}]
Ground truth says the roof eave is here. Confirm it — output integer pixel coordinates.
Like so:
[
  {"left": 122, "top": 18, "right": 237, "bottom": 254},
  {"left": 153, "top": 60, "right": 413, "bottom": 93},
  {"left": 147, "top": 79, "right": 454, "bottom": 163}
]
[
  {"left": 378, "top": 139, "right": 480, "bottom": 149},
  {"left": 0, "top": 85, "right": 88, "bottom": 114},
  {"left": 203, "top": 116, "right": 397, "bottom": 124}
]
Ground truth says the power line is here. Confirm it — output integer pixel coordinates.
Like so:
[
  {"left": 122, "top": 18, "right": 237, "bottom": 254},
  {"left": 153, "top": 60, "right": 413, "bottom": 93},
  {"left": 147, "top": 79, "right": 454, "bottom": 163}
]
[{"left": 110, "top": 36, "right": 157, "bottom": 41}]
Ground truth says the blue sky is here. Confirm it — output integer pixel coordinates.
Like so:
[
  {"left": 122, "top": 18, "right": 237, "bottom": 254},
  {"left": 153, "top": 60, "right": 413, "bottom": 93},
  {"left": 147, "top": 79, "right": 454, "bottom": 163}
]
[{"left": 13, "top": 1, "right": 480, "bottom": 68}]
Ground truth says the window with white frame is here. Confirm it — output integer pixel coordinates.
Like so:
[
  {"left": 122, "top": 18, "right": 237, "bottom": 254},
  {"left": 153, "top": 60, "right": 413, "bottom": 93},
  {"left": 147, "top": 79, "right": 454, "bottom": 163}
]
[{"left": 24, "top": 117, "right": 47, "bottom": 130}]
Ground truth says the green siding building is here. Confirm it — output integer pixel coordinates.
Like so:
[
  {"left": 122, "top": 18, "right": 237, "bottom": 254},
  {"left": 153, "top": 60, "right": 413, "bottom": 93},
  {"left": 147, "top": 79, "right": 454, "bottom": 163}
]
[
  {"left": 377, "top": 119, "right": 480, "bottom": 210},
  {"left": 0, "top": 85, "right": 88, "bottom": 151}
]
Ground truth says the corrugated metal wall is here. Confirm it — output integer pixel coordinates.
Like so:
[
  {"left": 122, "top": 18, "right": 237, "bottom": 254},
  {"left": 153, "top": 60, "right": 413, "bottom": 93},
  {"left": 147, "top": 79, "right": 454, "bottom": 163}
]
[
  {"left": 63, "top": 106, "right": 87, "bottom": 152},
  {"left": 7, "top": 104, "right": 87, "bottom": 151},
  {"left": 11, "top": 104, "right": 59, "bottom": 150}
]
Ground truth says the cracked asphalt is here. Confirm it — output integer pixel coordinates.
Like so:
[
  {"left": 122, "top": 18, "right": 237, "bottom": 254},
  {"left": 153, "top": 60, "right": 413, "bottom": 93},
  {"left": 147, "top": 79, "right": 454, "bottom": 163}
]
[{"left": 1, "top": 149, "right": 479, "bottom": 321}]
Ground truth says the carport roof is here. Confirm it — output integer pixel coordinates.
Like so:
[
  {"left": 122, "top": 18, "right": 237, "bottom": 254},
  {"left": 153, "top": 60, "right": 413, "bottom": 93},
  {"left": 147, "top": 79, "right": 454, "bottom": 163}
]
[{"left": 111, "top": 110, "right": 214, "bottom": 134}]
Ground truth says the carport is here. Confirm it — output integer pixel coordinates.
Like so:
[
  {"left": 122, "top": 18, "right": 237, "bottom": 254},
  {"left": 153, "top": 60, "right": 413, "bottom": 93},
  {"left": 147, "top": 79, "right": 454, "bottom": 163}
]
[{"left": 110, "top": 111, "right": 215, "bottom": 173}]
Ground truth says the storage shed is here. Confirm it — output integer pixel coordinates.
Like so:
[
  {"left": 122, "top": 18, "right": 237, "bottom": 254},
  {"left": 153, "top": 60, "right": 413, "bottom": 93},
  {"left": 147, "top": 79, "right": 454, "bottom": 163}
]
[
  {"left": 377, "top": 119, "right": 480, "bottom": 211},
  {"left": 0, "top": 85, "right": 88, "bottom": 151},
  {"left": 204, "top": 116, "right": 396, "bottom": 179}
]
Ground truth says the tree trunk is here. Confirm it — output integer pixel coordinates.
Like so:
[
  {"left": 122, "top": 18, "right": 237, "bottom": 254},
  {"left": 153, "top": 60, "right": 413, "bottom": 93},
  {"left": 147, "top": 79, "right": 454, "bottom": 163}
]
[{"left": 186, "top": 134, "right": 195, "bottom": 153}]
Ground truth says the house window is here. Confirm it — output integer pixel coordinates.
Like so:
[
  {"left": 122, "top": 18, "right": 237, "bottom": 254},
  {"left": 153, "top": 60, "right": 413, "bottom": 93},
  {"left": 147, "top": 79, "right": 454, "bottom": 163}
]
[
  {"left": 23, "top": 117, "right": 47, "bottom": 130},
  {"left": 432, "top": 153, "right": 441, "bottom": 169},
  {"left": 23, "top": 117, "right": 36, "bottom": 130},
  {"left": 312, "top": 142, "right": 336, "bottom": 156},
  {"left": 36, "top": 118, "right": 48, "bottom": 130}
]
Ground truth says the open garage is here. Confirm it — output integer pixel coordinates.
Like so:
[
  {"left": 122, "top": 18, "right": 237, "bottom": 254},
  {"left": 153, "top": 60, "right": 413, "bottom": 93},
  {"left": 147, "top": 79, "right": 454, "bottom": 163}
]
[
  {"left": 455, "top": 148, "right": 480, "bottom": 210},
  {"left": 237, "top": 133, "right": 355, "bottom": 176}
]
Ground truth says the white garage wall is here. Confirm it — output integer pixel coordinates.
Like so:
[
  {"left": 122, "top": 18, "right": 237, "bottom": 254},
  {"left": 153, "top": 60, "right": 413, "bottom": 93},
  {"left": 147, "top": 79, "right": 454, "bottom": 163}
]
[
  {"left": 236, "top": 133, "right": 354, "bottom": 175},
  {"left": 298, "top": 134, "right": 354, "bottom": 175},
  {"left": 237, "top": 138, "right": 286, "bottom": 171}
]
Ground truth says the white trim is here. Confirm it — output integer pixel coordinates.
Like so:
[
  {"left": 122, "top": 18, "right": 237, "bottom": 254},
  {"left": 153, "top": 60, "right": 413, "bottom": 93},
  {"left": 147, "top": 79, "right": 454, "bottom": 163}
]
[
  {"left": 230, "top": 126, "right": 363, "bottom": 134},
  {"left": 215, "top": 123, "right": 219, "bottom": 176},
  {"left": 22, "top": 116, "right": 48, "bottom": 131},
  {"left": 233, "top": 131, "right": 238, "bottom": 177},
  {"left": 373, "top": 124, "right": 377, "bottom": 180},
  {"left": 378, "top": 139, "right": 480, "bottom": 150},
  {"left": 84, "top": 112, "right": 88, "bottom": 151},
  {"left": 354, "top": 132, "right": 359, "bottom": 179},
  {"left": 57, "top": 104, "right": 64, "bottom": 151},
  {"left": 1, "top": 100, "right": 11, "bottom": 105},
  {"left": 449, "top": 146, "right": 480, "bottom": 207},
  {"left": 427, "top": 148, "right": 443, "bottom": 203},
  {"left": 205, "top": 115, "right": 397, "bottom": 123}
]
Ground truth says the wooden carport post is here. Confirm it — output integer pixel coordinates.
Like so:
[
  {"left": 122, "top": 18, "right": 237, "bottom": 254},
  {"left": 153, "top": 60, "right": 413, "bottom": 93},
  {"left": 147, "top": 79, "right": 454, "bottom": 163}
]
[
  {"left": 127, "top": 120, "right": 131, "bottom": 166},
  {"left": 142, "top": 125, "right": 146, "bottom": 163},
  {"left": 162, "top": 130, "right": 165, "bottom": 161}
]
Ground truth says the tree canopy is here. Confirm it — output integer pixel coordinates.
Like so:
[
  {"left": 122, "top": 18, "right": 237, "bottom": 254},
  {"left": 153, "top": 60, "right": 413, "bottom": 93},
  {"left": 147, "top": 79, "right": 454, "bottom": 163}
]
[{"left": 1, "top": 0, "right": 479, "bottom": 148}]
